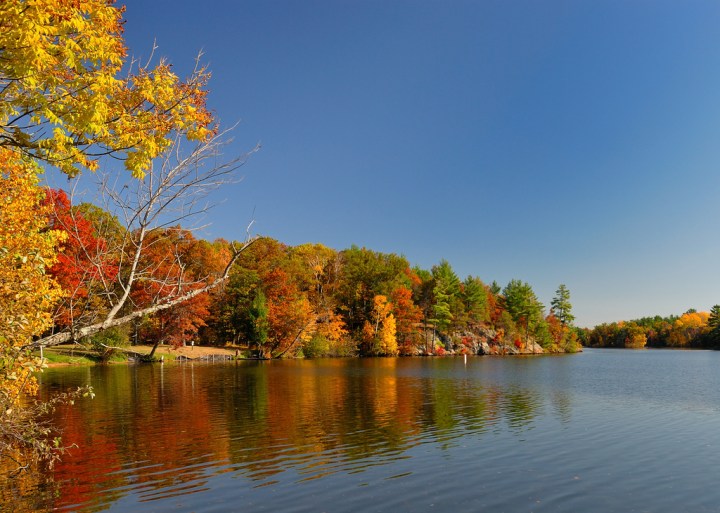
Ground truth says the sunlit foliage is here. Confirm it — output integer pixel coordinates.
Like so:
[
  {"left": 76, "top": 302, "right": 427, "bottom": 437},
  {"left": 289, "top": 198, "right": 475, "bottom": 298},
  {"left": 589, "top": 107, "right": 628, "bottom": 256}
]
[
  {"left": 0, "top": 148, "right": 68, "bottom": 468},
  {"left": 588, "top": 309, "right": 715, "bottom": 349},
  {"left": 0, "top": 149, "right": 63, "bottom": 397},
  {"left": 0, "top": 0, "right": 213, "bottom": 177}
]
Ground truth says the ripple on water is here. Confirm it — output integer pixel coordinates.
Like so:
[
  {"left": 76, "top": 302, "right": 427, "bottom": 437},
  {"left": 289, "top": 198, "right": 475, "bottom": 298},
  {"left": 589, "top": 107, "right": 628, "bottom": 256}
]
[{"left": 26, "top": 352, "right": 720, "bottom": 513}]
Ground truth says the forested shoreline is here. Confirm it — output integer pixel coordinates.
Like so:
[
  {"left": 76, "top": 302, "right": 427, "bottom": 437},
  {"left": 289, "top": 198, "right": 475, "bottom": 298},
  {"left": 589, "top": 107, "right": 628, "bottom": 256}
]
[
  {"left": 586, "top": 307, "right": 720, "bottom": 349},
  {"left": 41, "top": 193, "right": 583, "bottom": 360}
]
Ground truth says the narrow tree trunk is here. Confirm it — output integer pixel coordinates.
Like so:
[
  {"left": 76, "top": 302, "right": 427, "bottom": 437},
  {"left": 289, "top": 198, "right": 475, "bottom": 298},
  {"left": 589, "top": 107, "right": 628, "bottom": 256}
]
[{"left": 148, "top": 340, "right": 161, "bottom": 359}]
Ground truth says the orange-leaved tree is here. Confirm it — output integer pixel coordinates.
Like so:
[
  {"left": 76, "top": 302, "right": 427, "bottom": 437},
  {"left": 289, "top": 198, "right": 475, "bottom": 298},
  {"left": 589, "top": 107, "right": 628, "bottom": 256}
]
[
  {"left": 668, "top": 311, "right": 710, "bottom": 347},
  {"left": 132, "top": 228, "right": 217, "bottom": 356},
  {"left": 390, "top": 285, "right": 422, "bottom": 355},
  {"left": 0, "top": 149, "right": 63, "bottom": 395},
  {"left": 263, "top": 268, "right": 316, "bottom": 358}
]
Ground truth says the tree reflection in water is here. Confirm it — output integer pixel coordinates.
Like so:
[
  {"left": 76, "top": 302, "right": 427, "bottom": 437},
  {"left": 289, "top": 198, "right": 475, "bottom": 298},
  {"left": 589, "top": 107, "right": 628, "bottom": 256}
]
[{"left": 6, "top": 357, "right": 560, "bottom": 512}]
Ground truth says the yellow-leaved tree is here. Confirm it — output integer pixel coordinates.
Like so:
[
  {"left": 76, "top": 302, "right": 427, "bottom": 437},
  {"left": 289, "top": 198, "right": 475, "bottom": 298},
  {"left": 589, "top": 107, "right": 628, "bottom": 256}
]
[
  {"left": 362, "top": 295, "right": 398, "bottom": 356},
  {"left": 0, "top": 147, "right": 77, "bottom": 470},
  {"left": 0, "top": 148, "right": 63, "bottom": 392},
  {"left": 0, "top": 0, "right": 213, "bottom": 178},
  {"left": 0, "top": 0, "right": 219, "bottom": 473}
]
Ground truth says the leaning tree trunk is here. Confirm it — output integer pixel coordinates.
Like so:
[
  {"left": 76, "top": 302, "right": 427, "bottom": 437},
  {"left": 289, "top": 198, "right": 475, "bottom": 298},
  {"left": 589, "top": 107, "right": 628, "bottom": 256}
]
[{"left": 25, "top": 238, "right": 259, "bottom": 351}]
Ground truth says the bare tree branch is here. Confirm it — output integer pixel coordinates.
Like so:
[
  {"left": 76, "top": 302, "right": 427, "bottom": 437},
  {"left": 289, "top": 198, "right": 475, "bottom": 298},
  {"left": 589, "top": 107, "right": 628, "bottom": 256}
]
[
  {"left": 26, "top": 236, "right": 259, "bottom": 349},
  {"left": 29, "top": 129, "right": 258, "bottom": 350}
]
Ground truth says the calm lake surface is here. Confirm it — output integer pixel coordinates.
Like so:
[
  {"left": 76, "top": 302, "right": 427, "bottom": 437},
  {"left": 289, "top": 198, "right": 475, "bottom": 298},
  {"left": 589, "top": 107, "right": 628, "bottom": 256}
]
[{"left": 9, "top": 348, "right": 720, "bottom": 512}]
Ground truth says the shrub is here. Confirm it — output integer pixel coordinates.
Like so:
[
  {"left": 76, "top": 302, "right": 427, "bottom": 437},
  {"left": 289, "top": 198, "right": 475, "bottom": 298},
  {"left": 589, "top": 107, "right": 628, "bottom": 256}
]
[
  {"left": 303, "top": 335, "right": 331, "bottom": 358},
  {"left": 82, "top": 325, "right": 130, "bottom": 362}
]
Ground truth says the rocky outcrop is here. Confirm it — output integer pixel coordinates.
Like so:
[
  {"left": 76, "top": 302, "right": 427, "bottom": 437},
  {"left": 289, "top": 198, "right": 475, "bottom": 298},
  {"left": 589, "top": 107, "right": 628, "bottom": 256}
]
[
  {"left": 458, "top": 328, "right": 545, "bottom": 355},
  {"left": 413, "top": 326, "right": 549, "bottom": 356}
]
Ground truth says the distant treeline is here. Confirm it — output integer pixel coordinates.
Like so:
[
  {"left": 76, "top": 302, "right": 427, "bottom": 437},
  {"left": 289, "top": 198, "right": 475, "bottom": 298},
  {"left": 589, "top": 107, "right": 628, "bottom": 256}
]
[{"left": 587, "top": 308, "right": 720, "bottom": 349}]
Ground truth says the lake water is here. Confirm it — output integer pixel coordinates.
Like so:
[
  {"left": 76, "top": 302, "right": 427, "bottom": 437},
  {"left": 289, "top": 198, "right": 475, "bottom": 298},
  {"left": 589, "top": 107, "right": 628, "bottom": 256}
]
[{"left": 7, "top": 349, "right": 720, "bottom": 512}]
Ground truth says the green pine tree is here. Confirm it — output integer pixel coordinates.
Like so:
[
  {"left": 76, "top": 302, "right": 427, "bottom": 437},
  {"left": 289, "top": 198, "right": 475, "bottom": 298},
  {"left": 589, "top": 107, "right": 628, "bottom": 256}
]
[{"left": 550, "top": 284, "right": 575, "bottom": 326}]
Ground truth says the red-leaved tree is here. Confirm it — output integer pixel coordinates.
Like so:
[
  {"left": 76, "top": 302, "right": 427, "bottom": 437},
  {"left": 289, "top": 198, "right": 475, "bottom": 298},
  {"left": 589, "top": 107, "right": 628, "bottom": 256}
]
[{"left": 45, "top": 189, "right": 119, "bottom": 333}]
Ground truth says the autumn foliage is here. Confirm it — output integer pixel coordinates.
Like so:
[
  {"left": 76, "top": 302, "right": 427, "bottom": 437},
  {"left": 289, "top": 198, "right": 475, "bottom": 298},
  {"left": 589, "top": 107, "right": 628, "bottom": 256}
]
[
  {"left": 30, "top": 185, "right": 588, "bottom": 359},
  {"left": 45, "top": 189, "right": 119, "bottom": 328},
  {"left": 361, "top": 295, "right": 398, "bottom": 356},
  {"left": 588, "top": 310, "right": 716, "bottom": 349},
  {"left": 189, "top": 240, "right": 584, "bottom": 356},
  {"left": 0, "top": 149, "right": 64, "bottom": 396},
  {"left": 0, "top": 0, "right": 214, "bottom": 177},
  {"left": 0, "top": 148, "right": 77, "bottom": 470}
]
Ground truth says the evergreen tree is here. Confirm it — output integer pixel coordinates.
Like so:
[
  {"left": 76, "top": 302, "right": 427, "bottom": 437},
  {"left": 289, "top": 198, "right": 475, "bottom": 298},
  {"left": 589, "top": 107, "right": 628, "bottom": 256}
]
[
  {"left": 503, "top": 279, "right": 545, "bottom": 342},
  {"left": 708, "top": 305, "right": 720, "bottom": 347},
  {"left": 503, "top": 280, "right": 543, "bottom": 324},
  {"left": 431, "top": 260, "right": 461, "bottom": 332},
  {"left": 550, "top": 284, "right": 575, "bottom": 326},
  {"left": 462, "top": 276, "right": 489, "bottom": 325},
  {"left": 709, "top": 305, "right": 720, "bottom": 329},
  {"left": 432, "top": 287, "right": 453, "bottom": 332}
]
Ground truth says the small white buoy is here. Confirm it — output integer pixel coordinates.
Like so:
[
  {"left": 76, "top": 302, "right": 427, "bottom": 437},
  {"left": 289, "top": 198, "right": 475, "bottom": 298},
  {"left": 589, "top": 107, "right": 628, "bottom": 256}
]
[{"left": 464, "top": 353, "right": 467, "bottom": 365}]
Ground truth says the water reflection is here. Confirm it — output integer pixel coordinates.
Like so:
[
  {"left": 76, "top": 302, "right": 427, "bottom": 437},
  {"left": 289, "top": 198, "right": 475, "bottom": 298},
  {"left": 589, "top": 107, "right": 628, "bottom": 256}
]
[{"left": 11, "top": 357, "right": 565, "bottom": 512}]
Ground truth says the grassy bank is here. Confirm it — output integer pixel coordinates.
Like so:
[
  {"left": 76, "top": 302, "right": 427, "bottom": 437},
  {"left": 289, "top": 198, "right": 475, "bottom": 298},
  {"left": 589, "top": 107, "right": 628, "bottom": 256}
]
[{"left": 38, "top": 344, "right": 239, "bottom": 366}]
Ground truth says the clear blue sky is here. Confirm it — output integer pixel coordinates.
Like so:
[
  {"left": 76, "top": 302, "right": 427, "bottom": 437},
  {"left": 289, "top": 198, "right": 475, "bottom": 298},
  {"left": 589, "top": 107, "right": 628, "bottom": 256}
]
[{"left": 114, "top": 0, "right": 720, "bottom": 327}]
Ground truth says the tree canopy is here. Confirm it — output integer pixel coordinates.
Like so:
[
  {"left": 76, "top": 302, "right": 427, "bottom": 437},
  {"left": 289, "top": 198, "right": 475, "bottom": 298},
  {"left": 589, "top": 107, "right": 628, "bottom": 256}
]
[
  {"left": 587, "top": 310, "right": 719, "bottom": 349},
  {"left": 0, "top": 0, "right": 213, "bottom": 177}
]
